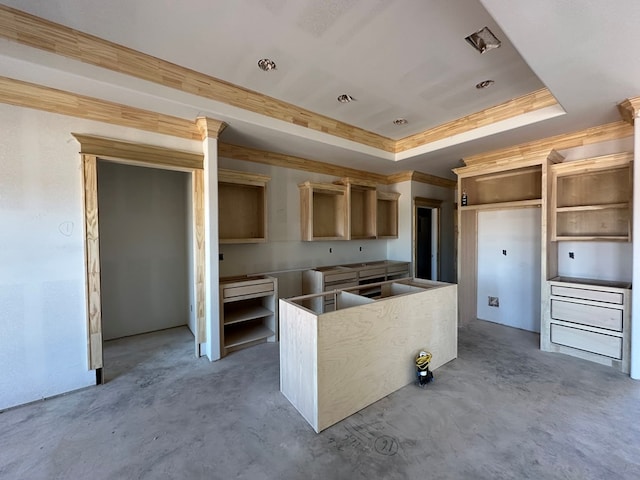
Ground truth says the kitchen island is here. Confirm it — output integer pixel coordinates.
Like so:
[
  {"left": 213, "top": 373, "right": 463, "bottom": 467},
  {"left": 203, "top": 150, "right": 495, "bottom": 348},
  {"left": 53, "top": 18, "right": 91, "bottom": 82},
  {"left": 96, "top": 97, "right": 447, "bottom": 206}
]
[{"left": 280, "top": 278, "right": 457, "bottom": 432}]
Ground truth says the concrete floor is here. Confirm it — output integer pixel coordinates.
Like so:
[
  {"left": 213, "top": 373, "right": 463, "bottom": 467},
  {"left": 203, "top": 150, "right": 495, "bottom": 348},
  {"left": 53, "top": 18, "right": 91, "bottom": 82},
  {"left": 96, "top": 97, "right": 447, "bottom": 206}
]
[{"left": 1, "top": 320, "right": 639, "bottom": 479}]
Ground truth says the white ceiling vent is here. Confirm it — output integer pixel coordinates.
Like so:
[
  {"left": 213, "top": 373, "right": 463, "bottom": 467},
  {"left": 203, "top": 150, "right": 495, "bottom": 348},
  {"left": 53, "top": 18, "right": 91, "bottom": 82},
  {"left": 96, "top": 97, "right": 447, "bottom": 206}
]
[{"left": 465, "top": 27, "right": 501, "bottom": 53}]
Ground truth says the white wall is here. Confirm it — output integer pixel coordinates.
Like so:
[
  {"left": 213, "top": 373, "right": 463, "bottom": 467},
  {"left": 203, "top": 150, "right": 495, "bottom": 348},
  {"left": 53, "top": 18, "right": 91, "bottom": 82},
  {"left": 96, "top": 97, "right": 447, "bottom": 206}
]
[
  {"left": 477, "top": 208, "right": 541, "bottom": 332},
  {"left": 0, "top": 103, "right": 201, "bottom": 410},
  {"left": 557, "top": 242, "right": 632, "bottom": 283},
  {"left": 186, "top": 174, "right": 196, "bottom": 335},
  {"left": 97, "top": 162, "right": 189, "bottom": 340},
  {"left": 385, "top": 180, "right": 413, "bottom": 264}
]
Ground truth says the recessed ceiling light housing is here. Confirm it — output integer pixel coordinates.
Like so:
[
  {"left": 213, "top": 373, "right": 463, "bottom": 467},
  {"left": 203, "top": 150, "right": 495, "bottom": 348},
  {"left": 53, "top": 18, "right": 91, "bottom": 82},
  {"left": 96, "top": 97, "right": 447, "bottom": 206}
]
[
  {"left": 465, "top": 27, "right": 501, "bottom": 53},
  {"left": 257, "top": 58, "right": 277, "bottom": 71},
  {"left": 337, "top": 94, "right": 355, "bottom": 103},
  {"left": 393, "top": 118, "right": 408, "bottom": 125},
  {"left": 476, "top": 79, "right": 495, "bottom": 89}
]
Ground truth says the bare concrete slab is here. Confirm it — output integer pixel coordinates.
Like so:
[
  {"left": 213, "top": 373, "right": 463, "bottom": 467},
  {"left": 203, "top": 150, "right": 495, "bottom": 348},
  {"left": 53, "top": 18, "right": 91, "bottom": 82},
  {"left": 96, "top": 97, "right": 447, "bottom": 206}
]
[{"left": 1, "top": 320, "right": 639, "bottom": 479}]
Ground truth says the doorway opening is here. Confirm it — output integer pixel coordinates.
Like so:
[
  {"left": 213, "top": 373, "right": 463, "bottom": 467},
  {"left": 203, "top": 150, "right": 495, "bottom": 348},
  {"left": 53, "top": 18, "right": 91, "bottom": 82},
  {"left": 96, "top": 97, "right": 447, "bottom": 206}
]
[
  {"left": 97, "top": 161, "right": 194, "bottom": 381},
  {"left": 75, "top": 134, "right": 206, "bottom": 383},
  {"left": 414, "top": 197, "right": 442, "bottom": 280}
]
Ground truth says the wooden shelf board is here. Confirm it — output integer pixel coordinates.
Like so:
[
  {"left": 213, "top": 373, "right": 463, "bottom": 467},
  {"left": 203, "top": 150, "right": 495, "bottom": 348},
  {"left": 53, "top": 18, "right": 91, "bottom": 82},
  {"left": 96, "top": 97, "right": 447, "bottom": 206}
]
[
  {"left": 224, "top": 304, "right": 273, "bottom": 325},
  {"left": 553, "top": 235, "right": 630, "bottom": 242},
  {"left": 460, "top": 198, "right": 542, "bottom": 211},
  {"left": 224, "top": 324, "right": 274, "bottom": 348},
  {"left": 220, "top": 237, "right": 267, "bottom": 244},
  {"left": 556, "top": 203, "right": 628, "bottom": 212}
]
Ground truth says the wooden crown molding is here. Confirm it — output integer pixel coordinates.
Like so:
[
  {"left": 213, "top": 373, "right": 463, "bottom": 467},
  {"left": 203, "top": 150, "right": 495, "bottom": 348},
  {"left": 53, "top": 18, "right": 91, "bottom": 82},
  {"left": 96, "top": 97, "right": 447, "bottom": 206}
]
[
  {"left": 196, "top": 117, "right": 227, "bottom": 140},
  {"left": 72, "top": 133, "right": 203, "bottom": 170},
  {"left": 618, "top": 97, "right": 640, "bottom": 125},
  {"left": 0, "top": 76, "right": 202, "bottom": 140},
  {"left": 462, "top": 121, "right": 633, "bottom": 167},
  {"left": 0, "top": 5, "right": 394, "bottom": 153},
  {"left": 0, "top": 75, "right": 453, "bottom": 188},
  {"left": 395, "top": 88, "right": 558, "bottom": 152},
  {"left": 0, "top": 4, "right": 558, "bottom": 156},
  {"left": 385, "top": 171, "right": 457, "bottom": 189}
]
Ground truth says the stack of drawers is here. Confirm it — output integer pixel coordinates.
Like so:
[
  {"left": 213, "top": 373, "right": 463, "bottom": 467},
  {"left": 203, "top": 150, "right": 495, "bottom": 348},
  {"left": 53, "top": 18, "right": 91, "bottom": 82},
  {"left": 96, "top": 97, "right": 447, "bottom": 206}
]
[{"left": 548, "top": 278, "right": 630, "bottom": 373}]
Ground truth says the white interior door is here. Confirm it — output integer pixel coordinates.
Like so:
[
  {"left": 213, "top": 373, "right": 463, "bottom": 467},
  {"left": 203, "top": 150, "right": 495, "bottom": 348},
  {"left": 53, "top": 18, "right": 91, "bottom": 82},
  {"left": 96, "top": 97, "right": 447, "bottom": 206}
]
[{"left": 477, "top": 208, "right": 541, "bottom": 332}]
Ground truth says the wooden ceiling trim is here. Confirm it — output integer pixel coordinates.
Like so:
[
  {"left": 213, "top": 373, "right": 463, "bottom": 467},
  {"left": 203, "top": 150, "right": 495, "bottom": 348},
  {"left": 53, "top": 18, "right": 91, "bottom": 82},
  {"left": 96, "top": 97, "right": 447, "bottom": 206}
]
[
  {"left": 196, "top": 116, "right": 227, "bottom": 140},
  {"left": 618, "top": 97, "right": 640, "bottom": 125},
  {"left": 395, "top": 88, "right": 558, "bottom": 152},
  {"left": 0, "top": 5, "right": 396, "bottom": 153},
  {"left": 462, "top": 121, "right": 633, "bottom": 166},
  {"left": 0, "top": 76, "right": 202, "bottom": 140},
  {"left": 218, "top": 142, "right": 388, "bottom": 184}
]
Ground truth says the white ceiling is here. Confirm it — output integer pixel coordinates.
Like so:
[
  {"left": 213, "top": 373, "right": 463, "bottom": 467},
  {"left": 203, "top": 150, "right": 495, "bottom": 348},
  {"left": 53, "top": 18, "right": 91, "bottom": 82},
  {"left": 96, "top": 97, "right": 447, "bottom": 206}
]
[{"left": 1, "top": 0, "right": 639, "bottom": 179}]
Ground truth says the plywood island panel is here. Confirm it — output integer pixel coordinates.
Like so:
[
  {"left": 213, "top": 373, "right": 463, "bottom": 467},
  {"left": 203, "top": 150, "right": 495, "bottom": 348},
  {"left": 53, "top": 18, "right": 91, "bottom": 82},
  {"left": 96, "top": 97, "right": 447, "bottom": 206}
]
[{"left": 280, "top": 278, "right": 457, "bottom": 432}]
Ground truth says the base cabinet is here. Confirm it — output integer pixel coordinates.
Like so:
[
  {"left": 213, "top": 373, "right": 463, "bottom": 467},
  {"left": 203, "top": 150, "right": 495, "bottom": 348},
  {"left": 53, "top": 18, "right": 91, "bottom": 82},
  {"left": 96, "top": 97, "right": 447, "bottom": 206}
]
[
  {"left": 542, "top": 277, "right": 630, "bottom": 373},
  {"left": 219, "top": 275, "right": 278, "bottom": 356},
  {"left": 302, "top": 261, "right": 410, "bottom": 313}
]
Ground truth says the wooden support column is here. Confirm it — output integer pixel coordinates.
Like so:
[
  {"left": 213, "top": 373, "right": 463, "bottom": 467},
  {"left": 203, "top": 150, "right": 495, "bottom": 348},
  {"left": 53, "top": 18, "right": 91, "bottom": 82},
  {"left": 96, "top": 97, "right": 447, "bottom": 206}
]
[
  {"left": 196, "top": 116, "right": 227, "bottom": 361},
  {"left": 619, "top": 98, "right": 640, "bottom": 379}
]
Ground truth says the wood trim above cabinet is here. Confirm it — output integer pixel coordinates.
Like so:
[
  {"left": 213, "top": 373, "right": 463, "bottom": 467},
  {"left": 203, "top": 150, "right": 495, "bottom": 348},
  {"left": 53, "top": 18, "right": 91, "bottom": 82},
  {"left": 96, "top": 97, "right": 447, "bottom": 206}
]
[{"left": 72, "top": 133, "right": 203, "bottom": 170}]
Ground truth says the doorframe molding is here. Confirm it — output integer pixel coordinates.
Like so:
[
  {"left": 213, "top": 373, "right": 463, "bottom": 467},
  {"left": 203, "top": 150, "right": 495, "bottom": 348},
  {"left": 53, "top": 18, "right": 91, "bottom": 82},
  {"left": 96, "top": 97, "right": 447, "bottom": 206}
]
[
  {"left": 413, "top": 197, "right": 443, "bottom": 280},
  {"left": 74, "top": 134, "right": 206, "bottom": 374}
]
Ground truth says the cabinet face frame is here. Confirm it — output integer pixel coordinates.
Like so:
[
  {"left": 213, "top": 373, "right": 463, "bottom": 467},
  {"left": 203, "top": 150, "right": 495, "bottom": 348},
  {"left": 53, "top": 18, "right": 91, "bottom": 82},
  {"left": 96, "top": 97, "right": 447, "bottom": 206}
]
[
  {"left": 549, "top": 153, "right": 633, "bottom": 241},
  {"left": 377, "top": 191, "right": 401, "bottom": 238},
  {"left": 218, "top": 169, "right": 270, "bottom": 244}
]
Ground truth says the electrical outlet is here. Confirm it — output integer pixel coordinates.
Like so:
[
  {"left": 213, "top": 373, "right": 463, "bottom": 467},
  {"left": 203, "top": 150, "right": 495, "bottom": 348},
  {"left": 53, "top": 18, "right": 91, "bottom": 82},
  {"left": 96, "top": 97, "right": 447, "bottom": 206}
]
[
  {"left": 359, "top": 246, "right": 362, "bottom": 252},
  {"left": 488, "top": 296, "right": 499, "bottom": 307},
  {"left": 219, "top": 253, "right": 224, "bottom": 261},
  {"left": 569, "top": 252, "right": 574, "bottom": 259},
  {"left": 329, "top": 247, "right": 332, "bottom": 253}
]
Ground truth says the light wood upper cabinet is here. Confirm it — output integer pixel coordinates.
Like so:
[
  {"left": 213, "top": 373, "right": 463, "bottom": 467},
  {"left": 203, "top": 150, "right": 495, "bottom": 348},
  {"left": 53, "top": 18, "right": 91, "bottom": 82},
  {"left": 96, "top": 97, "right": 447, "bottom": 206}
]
[
  {"left": 299, "top": 181, "right": 349, "bottom": 241},
  {"left": 550, "top": 153, "right": 633, "bottom": 241},
  {"left": 218, "top": 169, "right": 270, "bottom": 244},
  {"left": 376, "top": 191, "right": 400, "bottom": 238},
  {"left": 459, "top": 165, "right": 542, "bottom": 209},
  {"left": 299, "top": 178, "right": 400, "bottom": 241}
]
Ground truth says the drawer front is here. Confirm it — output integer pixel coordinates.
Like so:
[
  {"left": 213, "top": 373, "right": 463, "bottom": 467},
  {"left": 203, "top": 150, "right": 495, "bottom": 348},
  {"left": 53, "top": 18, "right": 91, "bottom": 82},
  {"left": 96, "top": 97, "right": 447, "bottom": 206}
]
[
  {"left": 324, "top": 271, "right": 357, "bottom": 283},
  {"left": 322, "top": 282, "right": 358, "bottom": 304},
  {"left": 551, "top": 299, "right": 622, "bottom": 332},
  {"left": 359, "top": 267, "right": 387, "bottom": 279},
  {"left": 223, "top": 281, "right": 273, "bottom": 299},
  {"left": 386, "top": 263, "right": 409, "bottom": 275},
  {"left": 550, "top": 285, "right": 623, "bottom": 304},
  {"left": 551, "top": 324, "right": 622, "bottom": 359}
]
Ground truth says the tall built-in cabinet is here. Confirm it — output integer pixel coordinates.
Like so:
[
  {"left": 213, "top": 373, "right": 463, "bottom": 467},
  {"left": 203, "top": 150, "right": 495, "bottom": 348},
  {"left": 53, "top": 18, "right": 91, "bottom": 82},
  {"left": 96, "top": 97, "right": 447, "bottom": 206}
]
[
  {"left": 542, "top": 152, "right": 633, "bottom": 373},
  {"left": 455, "top": 151, "right": 633, "bottom": 374},
  {"left": 454, "top": 155, "right": 551, "bottom": 328},
  {"left": 298, "top": 178, "right": 399, "bottom": 241}
]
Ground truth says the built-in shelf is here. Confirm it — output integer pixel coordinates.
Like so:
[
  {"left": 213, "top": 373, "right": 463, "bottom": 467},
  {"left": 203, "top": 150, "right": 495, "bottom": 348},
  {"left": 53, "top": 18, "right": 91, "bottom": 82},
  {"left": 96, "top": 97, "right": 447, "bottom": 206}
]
[
  {"left": 376, "top": 191, "right": 400, "bottom": 238},
  {"left": 220, "top": 275, "right": 277, "bottom": 356},
  {"left": 460, "top": 165, "right": 542, "bottom": 207},
  {"left": 224, "top": 323, "right": 274, "bottom": 349},
  {"left": 460, "top": 198, "right": 542, "bottom": 211},
  {"left": 218, "top": 169, "right": 270, "bottom": 244},
  {"left": 299, "top": 179, "right": 400, "bottom": 241},
  {"left": 550, "top": 153, "right": 632, "bottom": 241},
  {"left": 299, "top": 182, "right": 348, "bottom": 241}
]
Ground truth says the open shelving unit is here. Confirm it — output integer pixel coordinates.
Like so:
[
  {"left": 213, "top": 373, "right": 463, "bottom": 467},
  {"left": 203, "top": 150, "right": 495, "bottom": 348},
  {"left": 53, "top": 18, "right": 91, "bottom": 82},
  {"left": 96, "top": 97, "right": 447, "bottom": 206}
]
[
  {"left": 299, "top": 178, "right": 400, "bottom": 241},
  {"left": 459, "top": 165, "right": 542, "bottom": 209},
  {"left": 218, "top": 169, "right": 270, "bottom": 244},
  {"left": 219, "top": 275, "right": 278, "bottom": 356},
  {"left": 376, "top": 191, "right": 400, "bottom": 238},
  {"left": 550, "top": 153, "right": 633, "bottom": 241},
  {"left": 299, "top": 181, "right": 348, "bottom": 241}
]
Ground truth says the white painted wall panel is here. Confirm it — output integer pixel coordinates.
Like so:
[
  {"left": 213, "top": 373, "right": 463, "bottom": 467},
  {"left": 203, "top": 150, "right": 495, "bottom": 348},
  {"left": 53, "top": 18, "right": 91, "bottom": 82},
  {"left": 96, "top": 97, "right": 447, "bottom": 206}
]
[
  {"left": 0, "top": 103, "right": 201, "bottom": 410},
  {"left": 477, "top": 208, "right": 541, "bottom": 332},
  {"left": 557, "top": 242, "right": 632, "bottom": 283}
]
